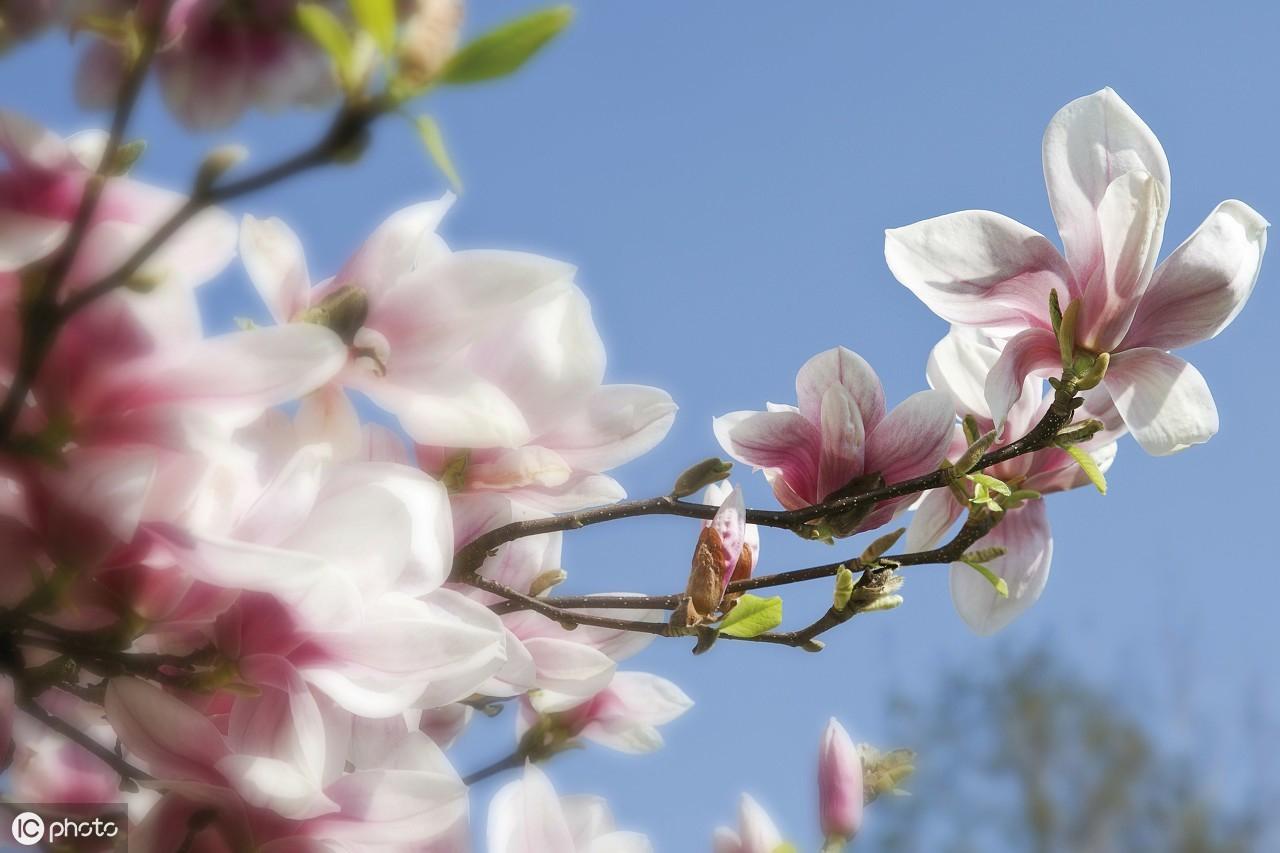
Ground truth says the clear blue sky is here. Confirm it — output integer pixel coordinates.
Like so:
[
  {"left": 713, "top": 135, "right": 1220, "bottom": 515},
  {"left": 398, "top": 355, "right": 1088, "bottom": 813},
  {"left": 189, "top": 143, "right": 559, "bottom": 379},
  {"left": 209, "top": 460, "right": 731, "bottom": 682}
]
[{"left": 4, "top": 1, "right": 1278, "bottom": 848}]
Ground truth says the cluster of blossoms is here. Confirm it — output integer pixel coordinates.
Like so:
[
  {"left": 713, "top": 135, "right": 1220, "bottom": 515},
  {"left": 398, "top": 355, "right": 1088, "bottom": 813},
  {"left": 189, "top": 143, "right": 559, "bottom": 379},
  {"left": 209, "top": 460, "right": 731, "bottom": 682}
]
[{"left": 0, "top": 0, "right": 1267, "bottom": 846}]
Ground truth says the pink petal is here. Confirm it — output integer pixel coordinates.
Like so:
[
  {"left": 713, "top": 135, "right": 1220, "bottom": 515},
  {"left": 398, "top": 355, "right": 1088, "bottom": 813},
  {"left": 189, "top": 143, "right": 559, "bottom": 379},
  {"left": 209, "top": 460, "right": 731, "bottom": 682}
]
[
  {"left": 104, "top": 677, "right": 229, "bottom": 784},
  {"left": 816, "top": 385, "right": 865, "bottom": 501},
  {"left": 337, "top": 196, "right": 455, "bottom": 298},
  {"left": 1122, "top": 200, "right": 1268, "bottom": 350},
  {"left": 864, "top": 390, "right": 956, "bottom": 486},
  {"left": 1101, "top": 348, "right": 1218, "bottom": 456},
  {"left": 713, "top": 410, "right": 821, "bottom": 505},
  {"left": 983, "top": 327, "right": 1061, "bottom": 432},
  {"left": 885, "top": 210, "right": 1074, "bottom": 336},
  {"left": 1077, "top": 170, "right": 1167, "bottom": 351},
  {"left": 795, "top": 347, "right": 885, "bottom": 433},
  {"left": 949, "top": 499, "right": 1053, "bottom": 635},
  {"left": 1042, "top": 88, "right": 1170, "bottom": 280}
]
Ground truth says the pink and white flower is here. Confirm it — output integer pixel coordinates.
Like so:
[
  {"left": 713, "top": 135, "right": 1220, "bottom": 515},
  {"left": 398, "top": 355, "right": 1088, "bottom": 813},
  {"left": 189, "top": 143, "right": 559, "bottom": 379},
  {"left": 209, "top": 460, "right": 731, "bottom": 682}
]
[
  {"left": 517, "top": 671, "right": 694, "bottom": 754},
  {"left": 714, "top": 346, "right": 955, "bottom": 534},
  {"left": 886, "top": 88, "right": 1267, "bottom": 456},
  {"left": 241, "top": 198, "right": 676, "bottom": 511},
  {"left": 907, "top": 328, "right": 1120, "bottom": 634},
  {"left": 487, "top": 763, "right": 652, "bottom": 853}
]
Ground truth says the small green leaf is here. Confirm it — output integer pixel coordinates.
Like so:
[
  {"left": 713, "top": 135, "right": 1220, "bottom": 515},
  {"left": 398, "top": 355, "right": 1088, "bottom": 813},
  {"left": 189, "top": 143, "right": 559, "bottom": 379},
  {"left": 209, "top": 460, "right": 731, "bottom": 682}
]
[
  {"left": 441, "top": 6, "right": 573, "bottom": 84},
  {"left": 297, "top": 4, "right": 353, "bottom": 75},
  {"left": 349, "top": 0, "right": 397, "bottom": 55},
  {"left": 414, "top": 115, "right": 462, "bottom": 191},
  {"left": 961, "top": 559, "right": 1008, "bottom": 597},
  {"left": 1061, "top": 443, "right": 1107, "bottom": 494},
  {"left": 967, "top": 473, "right": 1011, "bottom": 496},
  {"left": 773, "top": 845, "right": 799, "bottom": 853},
  {"left": 718, "top": 594, "right": 782, "bottom": 638}
]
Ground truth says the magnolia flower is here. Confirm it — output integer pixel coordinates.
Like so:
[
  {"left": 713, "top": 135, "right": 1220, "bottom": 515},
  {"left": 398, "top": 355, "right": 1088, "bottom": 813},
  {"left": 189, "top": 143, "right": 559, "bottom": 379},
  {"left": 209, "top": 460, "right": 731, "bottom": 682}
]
[
  {"left": 77, "top": 0, "right": 338, "bottom": 129},
  {"left": 818, "top": 718, "right": 864, "bottom": 843},
  {"left": 886, "top": 87, "right": 1267, "bottom": 456},
  {"left": 715, "top": 347, "right": 955, "bottom": 535},
  {"left": 241, "top": 198, "right": 676, "bottom": 511},
  {"left": 713, "top": 794, "right": 785, "bottom": 853},
  {"left": 112, "top": 665, "right": 470, "bottom": 849},
  {"left": 517, "top": 671, "right": 694, "bottom": 754},
  {"left": 141, "top": 435, "right": 508, "bottom": 717},
  {"left": 488, "top": 763, "right": 652, "bottom": 853},
  {"left": 907, "top": 328, "right": 1120, "bottom": 634}
]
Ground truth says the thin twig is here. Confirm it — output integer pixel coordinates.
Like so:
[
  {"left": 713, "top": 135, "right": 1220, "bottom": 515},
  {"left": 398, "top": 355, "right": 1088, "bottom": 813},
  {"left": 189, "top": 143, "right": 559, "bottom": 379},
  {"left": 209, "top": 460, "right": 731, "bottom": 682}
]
[{"left": 18, "top": 699, "right": 152, "bottom": 785}]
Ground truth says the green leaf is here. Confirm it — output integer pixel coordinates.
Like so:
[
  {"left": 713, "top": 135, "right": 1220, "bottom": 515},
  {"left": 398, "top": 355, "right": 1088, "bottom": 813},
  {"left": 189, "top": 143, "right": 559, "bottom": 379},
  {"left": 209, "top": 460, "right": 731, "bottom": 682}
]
[
  {"left": 349, "top": 0, "right": 397, "bottom": 54},
  {"left": 441, "top": 6, "right": 573, "bottom": 84},
  {"left": 960, "top": 560, "right": 1008, "bottom": 597},
  {"left": 967, "top": 473, "right": 1011, "bottom": 496},
  {"left": 1062, "top": 443, "right": 1107, "bottom": 494},
  {"left": 297, "top": 4, "right": 353, "bottom": 76},
  {"left": 718, "top": 594, "right": 782, "bottom": 638},
  {"left": 773, "top": 845, "right": 799, "bottom": 853},
  {"left": 414, "top": 115, "right": 462, "bottom": 191}
]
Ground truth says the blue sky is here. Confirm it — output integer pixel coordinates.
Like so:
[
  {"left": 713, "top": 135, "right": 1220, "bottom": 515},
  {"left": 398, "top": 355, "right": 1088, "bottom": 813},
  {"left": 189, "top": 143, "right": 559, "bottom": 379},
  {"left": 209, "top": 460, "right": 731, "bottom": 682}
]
[{"left": 3, "top": 1, "right": 1279, "bottom": 848}]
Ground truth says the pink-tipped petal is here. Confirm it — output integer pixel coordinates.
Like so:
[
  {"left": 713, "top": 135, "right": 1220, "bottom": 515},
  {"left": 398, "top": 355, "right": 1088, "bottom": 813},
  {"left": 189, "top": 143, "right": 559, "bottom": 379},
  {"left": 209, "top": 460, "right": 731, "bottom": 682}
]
[
  {"left": 714, "top": 410, "right": 821, "bottom": 505},
  {"left": 816, "top": 385, "right": 865, "bottom": 502},
  {"left": 983, "top": 327, "right": 1061, "bottom": 432},
  {"left": 864, "top": 390, "right": 956, "bottom": 486},
  {"left": 104, "top": 678, "right": 229, "bottom": 784}
]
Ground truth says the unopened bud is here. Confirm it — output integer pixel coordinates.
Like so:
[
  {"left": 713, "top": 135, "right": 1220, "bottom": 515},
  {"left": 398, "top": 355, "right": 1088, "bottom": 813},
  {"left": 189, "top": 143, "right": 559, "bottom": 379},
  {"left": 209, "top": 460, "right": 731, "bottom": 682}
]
[
  {"left": 1074, "top": 351, "right": 1110, "bottom": 390},
  {"left": 859, "top": 528, "right": 904, "bottom": 564},
  {"left": 1048, "top": 288, "right": 1063, "bottom": 333},
  {"left": 950, "top": 429, "right": 997, "bottom": 477},
  {"left": 1055, "top": 418, "right": 1105, "bottom": 445},
  {"left": 670, "top": 457, "right": 733, "bottom": 498},
  {"left": 108, "top": 138, "right": 146, "bottom": 175},
  {"left": 528, "top": 569, "right": 566, "bottom": 598},
  {"left": 1057, "top": 299, "right": 1080, "bottom": 366},
  {"left": 801, "top": 639, "right": 825, "bottom": 653},
  {"left": 961, "top": 546, "right": 1007, "bottom": 563},
  {"left": 859, "top": 594, "right": 903, "bottom": 613},
  {"left": 195, "top": 144, "right": 248, "bottom": 189},
  {"left": 832, "top": 566, "right": 855, "bottom": 611},
  {"left": 398, "top": 0, "right": 464, "bottom": 88}
]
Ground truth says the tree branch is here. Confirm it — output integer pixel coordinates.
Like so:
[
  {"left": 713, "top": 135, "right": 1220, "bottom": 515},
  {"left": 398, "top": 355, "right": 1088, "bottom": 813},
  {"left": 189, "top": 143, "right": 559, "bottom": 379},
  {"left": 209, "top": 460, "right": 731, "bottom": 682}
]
[{"left": 18, "top": 699, "right": 152, "bottom": 786}]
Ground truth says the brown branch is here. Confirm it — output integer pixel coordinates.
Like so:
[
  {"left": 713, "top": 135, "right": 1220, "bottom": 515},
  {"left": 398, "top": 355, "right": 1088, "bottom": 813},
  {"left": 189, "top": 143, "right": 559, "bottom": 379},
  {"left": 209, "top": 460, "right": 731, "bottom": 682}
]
[
  {"left": 18, "top": 698, "right": 152, "bottom": 786},
  {"left": 0, "top": 0, "right": 174, "bottom": 438},
  {"left": 451, "top": 378, "right": 1081, "bottom": 582}
]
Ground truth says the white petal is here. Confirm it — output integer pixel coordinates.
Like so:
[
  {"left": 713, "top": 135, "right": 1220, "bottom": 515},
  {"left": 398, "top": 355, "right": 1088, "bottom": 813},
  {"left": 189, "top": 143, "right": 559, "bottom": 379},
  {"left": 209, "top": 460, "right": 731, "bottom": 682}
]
[
  {"left": 487, "top": 764, "right": 576, "bottom": 853},
  {"left": 949, "top": 500, "right": 1052, "bottom": 635},
  {"left": 240, "top": 214, "right": 313, "bottom": 323},
  {"left": 1123, "top": 200, "right": 1268, "bottom": 350},
  {"left": 1042, "top": 87, "right": 1170, "bottom": 277},
  {"left": 1101, "top": 348, "right": 1218, "bottom": 455},
  {"left": 535, "top": 385, "right": 677, "bottom": 473}
]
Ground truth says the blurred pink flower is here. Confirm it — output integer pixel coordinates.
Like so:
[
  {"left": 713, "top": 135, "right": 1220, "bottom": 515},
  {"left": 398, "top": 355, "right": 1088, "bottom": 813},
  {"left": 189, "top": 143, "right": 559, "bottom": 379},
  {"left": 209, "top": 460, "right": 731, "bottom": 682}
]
[
  {"left": 517, "top": 670, "right": 693, "bottom": 754},
  {"left": 886, "top": 88, "right": 1268, "bottom": 456},
  {"left": 713, "top": 794, "right": 785, "bottom": 853},
  {"left": 77, "top": 0, "right": 337, "bottom": 129}
]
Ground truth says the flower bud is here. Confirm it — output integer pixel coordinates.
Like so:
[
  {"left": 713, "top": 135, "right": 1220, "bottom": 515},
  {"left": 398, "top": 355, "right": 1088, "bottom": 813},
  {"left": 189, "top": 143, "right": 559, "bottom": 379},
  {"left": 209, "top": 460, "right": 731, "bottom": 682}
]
[
  {"left": 819, "top": 718, "right": 864, "bottom": 842},
  {"left": 398, "top": 0, "right": 465, "bottom": 87},
  {"left": 670, "top": 457, "right": 733, "bottom": 498}
]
